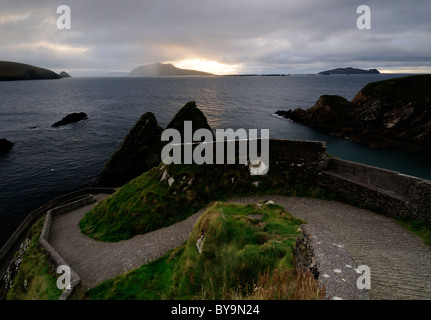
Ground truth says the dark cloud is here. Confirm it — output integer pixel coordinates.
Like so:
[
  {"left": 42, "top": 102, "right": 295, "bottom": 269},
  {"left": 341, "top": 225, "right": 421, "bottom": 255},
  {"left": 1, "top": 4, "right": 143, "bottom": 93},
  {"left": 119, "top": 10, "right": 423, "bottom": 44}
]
[{"left": 1, "top": 0, "right": 430, "bottom": 75}]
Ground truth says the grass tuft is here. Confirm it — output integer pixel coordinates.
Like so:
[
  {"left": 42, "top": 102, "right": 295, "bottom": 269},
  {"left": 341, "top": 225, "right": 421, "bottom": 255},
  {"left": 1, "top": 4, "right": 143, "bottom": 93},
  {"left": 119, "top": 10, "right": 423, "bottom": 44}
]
[{"left": 85, "top": 202, "right": 322, "bottom": 300}]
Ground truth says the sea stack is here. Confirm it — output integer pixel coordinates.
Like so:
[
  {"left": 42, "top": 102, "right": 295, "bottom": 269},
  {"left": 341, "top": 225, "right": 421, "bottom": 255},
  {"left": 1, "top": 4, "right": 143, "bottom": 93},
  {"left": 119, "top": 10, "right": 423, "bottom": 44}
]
[{"left": 91, "top": 101, "right": 214, "bottom": 187}]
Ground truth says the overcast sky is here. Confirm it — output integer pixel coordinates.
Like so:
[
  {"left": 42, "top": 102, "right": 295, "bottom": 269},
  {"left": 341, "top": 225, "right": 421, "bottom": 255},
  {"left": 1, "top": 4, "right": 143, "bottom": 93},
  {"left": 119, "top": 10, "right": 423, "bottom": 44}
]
[{"left": 1, "top": 0, "right": 430, "bottom": 75}]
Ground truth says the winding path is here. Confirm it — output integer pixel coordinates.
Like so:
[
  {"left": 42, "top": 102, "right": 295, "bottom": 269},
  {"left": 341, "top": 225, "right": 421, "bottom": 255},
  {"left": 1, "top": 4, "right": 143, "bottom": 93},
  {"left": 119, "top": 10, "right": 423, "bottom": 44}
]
[{"left": 48, "top": 194, "right": 431, "bottom": 299}]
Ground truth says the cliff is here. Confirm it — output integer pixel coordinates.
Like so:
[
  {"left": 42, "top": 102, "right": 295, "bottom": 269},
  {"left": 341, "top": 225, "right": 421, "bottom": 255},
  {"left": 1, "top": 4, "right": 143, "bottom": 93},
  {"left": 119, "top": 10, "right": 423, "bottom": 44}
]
[
  {"left": 276, "top": 74, "right": 431, "bottom": 151},
  {"left": 129, "top": 63, "right": 213, "bottom": 76},
  {"left": 0, "top": 61, "right": 61, "bottom": 81},
  {"left": 318, "top": 67, "right": 380, "bottom": 75}
]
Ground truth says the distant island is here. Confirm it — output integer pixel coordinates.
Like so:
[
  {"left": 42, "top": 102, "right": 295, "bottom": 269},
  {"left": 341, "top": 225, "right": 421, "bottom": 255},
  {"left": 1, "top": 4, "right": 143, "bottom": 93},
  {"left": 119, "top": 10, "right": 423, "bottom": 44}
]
[
  {"left": 318, "top": 67, "right": 380, "bottom": 75},
  {"left": 59, "top": 71, "right": 71, "bottom": 78},
  {"left": 129, "top": 63, "right": 214, "bottom": 76},
  {"left": 0, "top": 61, "right": 61, "bottom": 81}
]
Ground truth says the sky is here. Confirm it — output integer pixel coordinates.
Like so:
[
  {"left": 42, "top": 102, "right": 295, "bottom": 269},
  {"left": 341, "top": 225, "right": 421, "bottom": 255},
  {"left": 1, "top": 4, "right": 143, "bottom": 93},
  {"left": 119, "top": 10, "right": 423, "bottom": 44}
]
[{"left": 1, "top": 0, "right": 430, "bottom": 76}]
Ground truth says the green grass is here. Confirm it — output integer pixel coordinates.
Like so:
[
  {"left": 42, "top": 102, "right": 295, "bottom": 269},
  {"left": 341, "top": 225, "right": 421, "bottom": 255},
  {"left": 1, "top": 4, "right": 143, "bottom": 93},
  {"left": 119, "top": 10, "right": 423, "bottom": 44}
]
[
  {"left": 6, "top": 216, "right": 62, "bottom": 300},
  {"left": 396, "top": 218, "right": 431, "bottom": 246},
  {"left": 79, "top": 159, "right": 301, "bottom": 242},
  {"left": 360, "top": 74, "right": 431, "bottom": 108},
  {"left": 85, "top": 202, "right": 323, "bottom": 300}
]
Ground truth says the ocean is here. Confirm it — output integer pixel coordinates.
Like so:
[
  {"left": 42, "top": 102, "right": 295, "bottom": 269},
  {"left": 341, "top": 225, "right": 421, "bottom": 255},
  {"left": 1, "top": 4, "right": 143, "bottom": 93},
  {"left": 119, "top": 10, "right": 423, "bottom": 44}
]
[{"left": 1, "top": 74, "right": 430, "bottom": 247}]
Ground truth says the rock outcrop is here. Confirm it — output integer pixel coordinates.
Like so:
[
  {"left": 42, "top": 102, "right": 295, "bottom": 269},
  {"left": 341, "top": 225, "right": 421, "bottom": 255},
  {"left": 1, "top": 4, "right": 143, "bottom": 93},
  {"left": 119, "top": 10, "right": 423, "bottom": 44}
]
[
  {"left": 91, "top": 101, "right": 214, "bottom": 187},
  {"left": 91, "top": 112, "right": 164, "bottom": 188},
  {"left": 276, "top": 74, "right": 431, "bottom": 151},
  {"left": 0, "top": 61, "right": 61, "bottom": 81},
  {"left": 166, "top": 101, "right": 214, "bottom": 137},
  {"left": 0, "top": 139, "right": 14, "bottom": 154},
  {"left": 52, "top": 112, "right": 88, "bottom": 127}
]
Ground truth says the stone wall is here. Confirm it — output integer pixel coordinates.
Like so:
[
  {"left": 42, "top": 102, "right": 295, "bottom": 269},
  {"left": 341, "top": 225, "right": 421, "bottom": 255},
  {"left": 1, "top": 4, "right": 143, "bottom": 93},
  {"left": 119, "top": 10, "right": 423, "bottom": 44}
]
[
  {"left": 269, "top": 139, "right": 327, "bottom": 186},
  {"left": 186, "top": 138, "right": 327, "bottom": 185},
  {"left": 318, "top": 158, "right": 431, "bottom": 223},
  {"left": 38, "top": 195, "right": 96, "bottom": 300}
]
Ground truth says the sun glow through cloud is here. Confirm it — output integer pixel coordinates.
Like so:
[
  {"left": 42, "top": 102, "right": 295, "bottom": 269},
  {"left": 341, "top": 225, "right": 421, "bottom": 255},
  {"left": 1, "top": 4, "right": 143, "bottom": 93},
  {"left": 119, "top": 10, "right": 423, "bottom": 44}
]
[
  {"left": 379, "top": 67, "right": 431, "bottom": 74},
  {"left": 172, "top": 59, "right": 243, "bottom": 75}
]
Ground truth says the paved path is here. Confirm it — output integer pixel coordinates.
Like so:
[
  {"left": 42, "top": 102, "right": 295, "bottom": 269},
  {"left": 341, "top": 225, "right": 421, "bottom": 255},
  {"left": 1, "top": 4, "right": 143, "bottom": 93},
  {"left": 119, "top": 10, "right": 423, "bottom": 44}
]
[
  {"left": 49, "top": 194, "right": 431, "bottom": 299},
  {"left": 49, "top": 194, "right": 206, "bottom": 290}
]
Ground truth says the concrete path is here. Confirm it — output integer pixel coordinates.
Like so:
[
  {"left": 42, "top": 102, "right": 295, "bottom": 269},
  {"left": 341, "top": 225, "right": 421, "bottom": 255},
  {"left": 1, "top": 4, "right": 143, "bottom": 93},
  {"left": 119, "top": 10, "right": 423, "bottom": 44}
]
[{"left": 48, "top": 194, "right": 431, "bottom": 299}]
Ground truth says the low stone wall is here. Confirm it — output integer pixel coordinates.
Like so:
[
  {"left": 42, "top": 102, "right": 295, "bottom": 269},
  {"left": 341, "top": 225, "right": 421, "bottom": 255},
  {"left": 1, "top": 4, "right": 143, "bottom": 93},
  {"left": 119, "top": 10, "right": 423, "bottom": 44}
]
[
  {"left": 38, "top": 195, "right": 95, "bottom": 300},
  {"left": 185, "top": 138, "right": 327, "bottom": 184},
  {"left": 318, "top": 158, "right": 431, "bottom": 223},
  {"left": 294, "top": 224, "right": 369, "bottom": 300}
]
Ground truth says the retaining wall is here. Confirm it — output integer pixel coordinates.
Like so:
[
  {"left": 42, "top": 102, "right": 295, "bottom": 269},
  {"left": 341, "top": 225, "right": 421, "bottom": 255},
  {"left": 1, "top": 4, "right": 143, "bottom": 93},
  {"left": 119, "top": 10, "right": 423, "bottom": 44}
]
[{"left": 318, "top": 158, "right": 431, "bottom": 223}]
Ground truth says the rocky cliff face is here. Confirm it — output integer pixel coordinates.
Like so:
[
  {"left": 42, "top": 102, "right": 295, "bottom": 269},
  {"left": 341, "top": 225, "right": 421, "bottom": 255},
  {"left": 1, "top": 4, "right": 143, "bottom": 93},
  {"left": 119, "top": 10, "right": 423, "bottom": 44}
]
[
  {"left": 276, "top": 75, "right": 431, "bottom": 151},
  {"left": 91, "top": 101, "right": 213, "bottom": 187}
]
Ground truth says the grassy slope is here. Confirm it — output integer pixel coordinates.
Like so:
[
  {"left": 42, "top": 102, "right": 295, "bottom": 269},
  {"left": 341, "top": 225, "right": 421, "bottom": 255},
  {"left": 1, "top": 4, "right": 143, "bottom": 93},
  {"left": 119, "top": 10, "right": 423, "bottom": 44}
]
[
  {"left": 79, "top": 159, "right": 308, "bottom": 242},
  {"left": 6, "top": 216, "right": 62, "bottom": 300},
  {"left": 359, "top": 74, "right": 431, "bottom": 106},
  {"left": 85, "top": 202, "right": 323, "bottom": 300}
]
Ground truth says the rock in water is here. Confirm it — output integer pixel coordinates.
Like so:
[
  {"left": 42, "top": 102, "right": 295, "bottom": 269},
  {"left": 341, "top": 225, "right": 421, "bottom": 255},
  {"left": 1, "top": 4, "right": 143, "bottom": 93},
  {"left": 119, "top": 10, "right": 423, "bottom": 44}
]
[
  {"left": 52, "top": 112, "right": 88, "bottom": 127},
  {"left": 276, "top": 75, "right": 431, "bottom": 151},
  {"left": 0, "top": 139, "right": 14, "bottom": 154},
  {"left": 91, "top": 101, "right": 214, "bottom": 187}
]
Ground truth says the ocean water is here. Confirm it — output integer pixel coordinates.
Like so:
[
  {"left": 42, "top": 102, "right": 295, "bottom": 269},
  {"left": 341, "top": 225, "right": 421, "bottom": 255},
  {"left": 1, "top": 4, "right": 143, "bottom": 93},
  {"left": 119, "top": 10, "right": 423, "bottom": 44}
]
[{"left": 1, "top": 74, "right": 430, "bottom": 247}]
